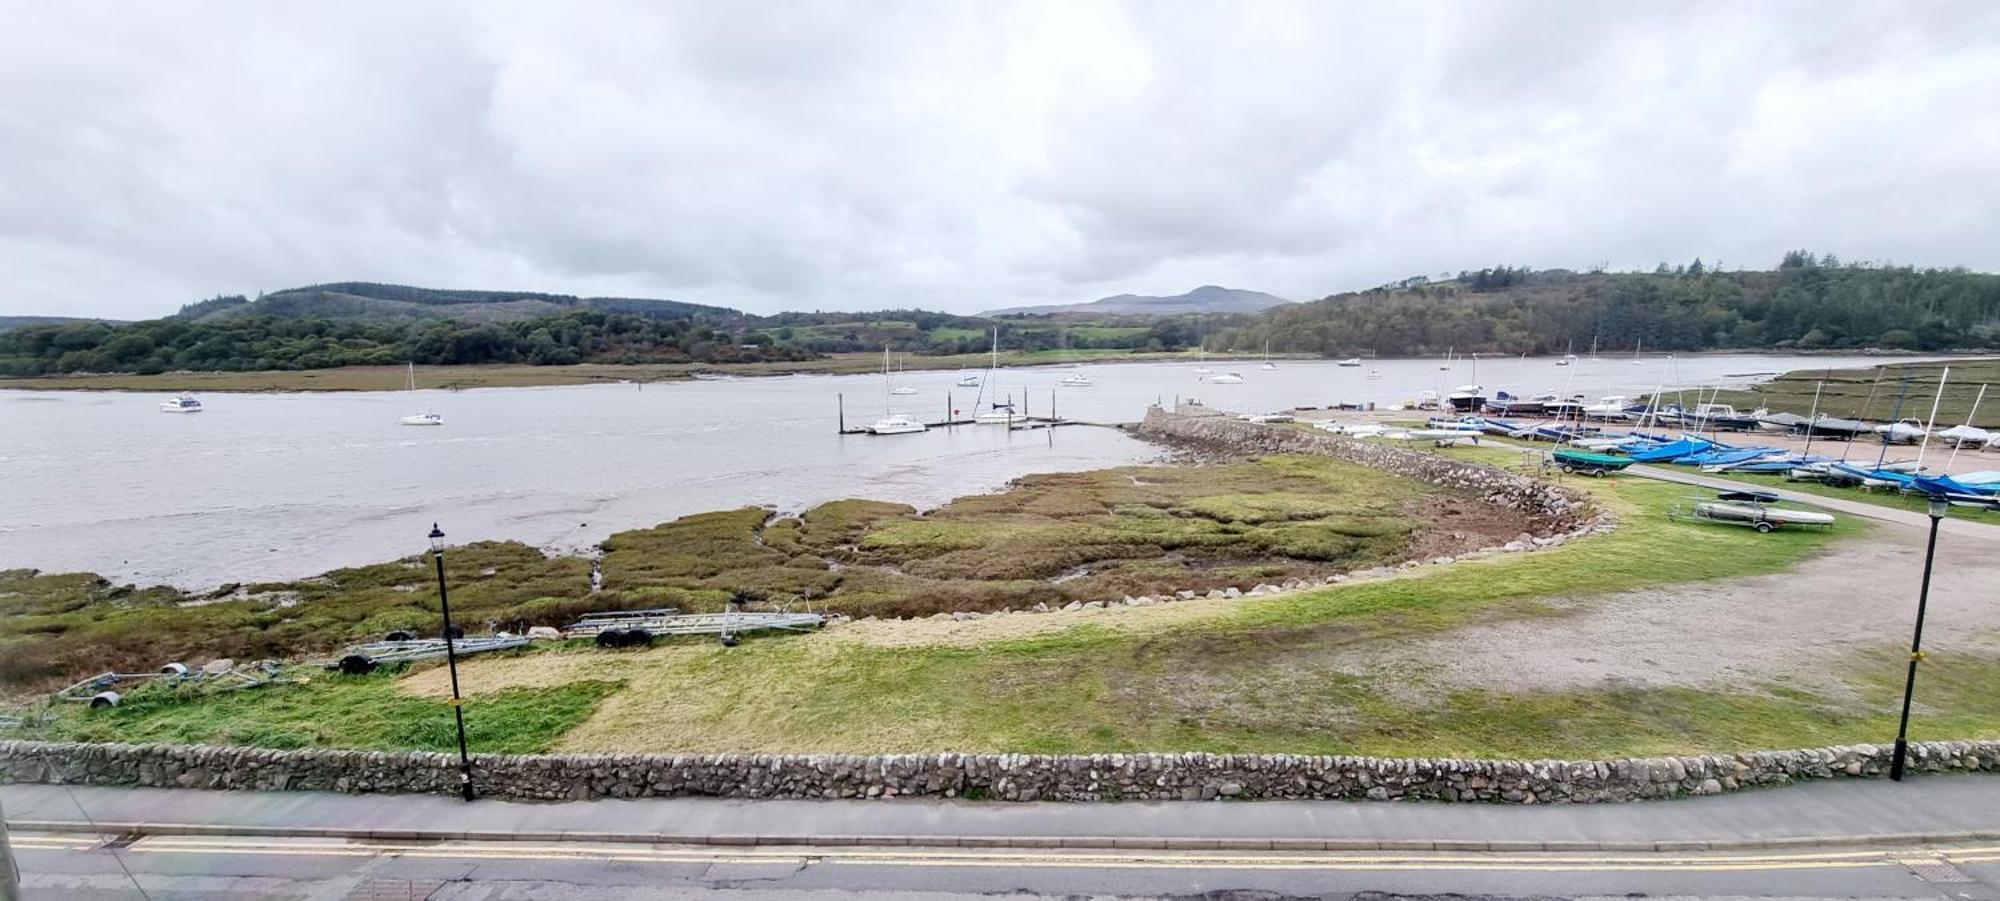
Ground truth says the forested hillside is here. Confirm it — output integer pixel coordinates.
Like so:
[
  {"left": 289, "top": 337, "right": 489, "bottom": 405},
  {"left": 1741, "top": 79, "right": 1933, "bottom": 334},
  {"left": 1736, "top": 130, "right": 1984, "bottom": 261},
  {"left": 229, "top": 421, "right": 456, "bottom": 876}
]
[
  {"left": 1216, "top": 254, "right": 2000, "bottom": 356},
  {"left": 0, "top": 310, "right": 810, "bottom": 375},
  {"left": 175, "top": 282, "right": 739, "bottom": 324}
]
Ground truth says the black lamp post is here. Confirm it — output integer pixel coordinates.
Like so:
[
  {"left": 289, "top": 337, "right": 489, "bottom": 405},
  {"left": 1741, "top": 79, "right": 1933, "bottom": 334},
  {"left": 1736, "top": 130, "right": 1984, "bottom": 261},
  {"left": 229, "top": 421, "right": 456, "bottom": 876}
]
[
  {"left": 1890, "top": 495, "right": 1951, "bottom": 781},
  {"left": 430, "top": 523, "right": 476, "bottom": 801}
]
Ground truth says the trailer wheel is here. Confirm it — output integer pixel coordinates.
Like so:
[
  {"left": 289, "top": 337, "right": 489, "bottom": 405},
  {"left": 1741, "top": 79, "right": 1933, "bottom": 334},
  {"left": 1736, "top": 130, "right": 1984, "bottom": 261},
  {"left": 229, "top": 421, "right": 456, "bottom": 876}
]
[
  {"left": 1559, "top": 464, "right": 1574, "bottom": 474},
  {"left": 622, "top": 629, "right": 653, "bottom": 647},
  {"left": 719, "top": 634, "right": 740, "bottom": 648},
  {"left": 595, "top": 630, "right": 626, "bottom": 649},
  {"left": 384, "top": 630, "right": 414, "bottom": 642},
  {"left": 1754, "top": 521, "right": 1774, "bottom": 533},
  {"left": 159, "top": 662, "right": 190, "bottom": 677},
  {"left": 338, "top": 654, "right": 377, "bottom": 675},
  {"left": 89, "top": 691, "right": 121, "bottom": 709}
]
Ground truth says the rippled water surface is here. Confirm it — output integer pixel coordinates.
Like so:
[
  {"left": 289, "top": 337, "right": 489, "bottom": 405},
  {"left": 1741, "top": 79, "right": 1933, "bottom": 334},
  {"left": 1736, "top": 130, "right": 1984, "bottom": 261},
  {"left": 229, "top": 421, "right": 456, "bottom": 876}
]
[{"left": 0, "top": 353, "right": 1930, "bottom": 587}]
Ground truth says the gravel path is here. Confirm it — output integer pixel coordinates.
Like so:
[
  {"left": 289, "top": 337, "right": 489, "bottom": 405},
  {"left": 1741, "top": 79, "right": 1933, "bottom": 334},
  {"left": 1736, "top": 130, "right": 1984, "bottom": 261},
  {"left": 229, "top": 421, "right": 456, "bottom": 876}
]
[{"left": 1336, "top": 515, "right": 2000, "bottom": 695}]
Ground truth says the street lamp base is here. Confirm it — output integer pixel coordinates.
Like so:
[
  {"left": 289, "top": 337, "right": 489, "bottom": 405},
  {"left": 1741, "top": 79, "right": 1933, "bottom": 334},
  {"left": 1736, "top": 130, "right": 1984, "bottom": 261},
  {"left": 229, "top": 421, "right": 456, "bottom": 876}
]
[{"left": 1890, "top": 738, "right": 1908, "bottom": 781}]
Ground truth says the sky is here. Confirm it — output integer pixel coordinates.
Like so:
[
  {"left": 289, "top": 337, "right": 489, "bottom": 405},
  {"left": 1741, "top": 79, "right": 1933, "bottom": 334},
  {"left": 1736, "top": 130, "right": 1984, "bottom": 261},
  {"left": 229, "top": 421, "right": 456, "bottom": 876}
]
[{"left": 4, "top": 1, "right": 1998, "bottom": 319}]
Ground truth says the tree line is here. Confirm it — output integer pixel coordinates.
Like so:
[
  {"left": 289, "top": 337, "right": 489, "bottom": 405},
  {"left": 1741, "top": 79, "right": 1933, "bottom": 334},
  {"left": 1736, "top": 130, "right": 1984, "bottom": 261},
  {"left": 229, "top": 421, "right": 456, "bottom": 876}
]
[
  {"left": 1214, "top": 255, "right": 2000, "bottom": 356},
  {"left": 0, "top": 310, "right": 812, "bottom": 376}
]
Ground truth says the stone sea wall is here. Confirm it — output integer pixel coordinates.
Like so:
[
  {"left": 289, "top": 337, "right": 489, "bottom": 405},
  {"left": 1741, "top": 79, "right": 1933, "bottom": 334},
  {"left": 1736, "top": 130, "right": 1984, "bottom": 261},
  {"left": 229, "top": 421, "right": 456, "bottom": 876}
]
[
  {"left": 1134, "top": 406, "right": 1591, "bottom": 526},
  {"left": 4, "top": 739, "right": 1998, "bottom": 803}
]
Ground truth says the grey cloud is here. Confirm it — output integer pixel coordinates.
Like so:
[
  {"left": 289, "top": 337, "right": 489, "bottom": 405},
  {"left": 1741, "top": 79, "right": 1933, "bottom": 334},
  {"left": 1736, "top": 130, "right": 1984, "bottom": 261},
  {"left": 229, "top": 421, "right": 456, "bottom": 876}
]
[{"left": 1, "top": 0, "right": 1997, "bottom": 318}]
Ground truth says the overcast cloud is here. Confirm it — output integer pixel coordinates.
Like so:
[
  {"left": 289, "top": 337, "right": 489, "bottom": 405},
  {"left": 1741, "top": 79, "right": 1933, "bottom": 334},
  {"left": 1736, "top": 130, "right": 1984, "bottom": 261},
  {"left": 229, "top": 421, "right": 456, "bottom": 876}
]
[{"left": 4, "top": 0, "right": 1998, "bottom": 318}]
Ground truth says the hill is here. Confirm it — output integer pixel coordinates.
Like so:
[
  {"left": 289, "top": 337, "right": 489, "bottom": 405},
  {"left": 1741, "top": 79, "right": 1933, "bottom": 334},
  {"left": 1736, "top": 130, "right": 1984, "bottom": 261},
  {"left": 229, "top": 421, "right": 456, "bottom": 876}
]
[
  {"left": 0, "top": 315, "right": 119, "bottom": 333},
  {"left": 1216, "top": 256, "right": 2000, "bottom": 356},
  {"left": 174, "top": 282, "right": 742, "bottom": 324},
  {"left": 985, "top": 285, "right": 1289, "bottom": 317}
]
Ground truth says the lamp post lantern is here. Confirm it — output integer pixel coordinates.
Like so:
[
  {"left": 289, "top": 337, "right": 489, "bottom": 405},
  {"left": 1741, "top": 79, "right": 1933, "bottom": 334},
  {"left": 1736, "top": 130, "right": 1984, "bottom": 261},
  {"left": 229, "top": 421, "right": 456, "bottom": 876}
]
[
  {"left": 1890, "top": 496, "right": 1951, "bottom": 781},
  {"left": 430, "top": 523, "right": 476, "bottom": 801}
]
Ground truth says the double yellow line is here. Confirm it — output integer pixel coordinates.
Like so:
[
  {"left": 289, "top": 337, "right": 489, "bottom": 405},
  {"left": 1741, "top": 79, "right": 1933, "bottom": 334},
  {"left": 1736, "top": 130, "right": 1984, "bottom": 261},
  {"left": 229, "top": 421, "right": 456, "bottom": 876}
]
[{"left": 14, "top": 833, "right": 2000, "bottom": 874}]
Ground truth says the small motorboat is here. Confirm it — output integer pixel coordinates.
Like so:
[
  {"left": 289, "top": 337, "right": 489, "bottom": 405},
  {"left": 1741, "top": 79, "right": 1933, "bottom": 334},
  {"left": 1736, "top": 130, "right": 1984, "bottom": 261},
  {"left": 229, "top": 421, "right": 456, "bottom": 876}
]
[
  {"left": 956, "top": 374, "right": 981, "bottom": 388},
  {"left": 1059, "top": 373, "right": 1093, "bottom": 387},
  {"left": 1336, "top": 358, "right": 1362, "bottom": 367},
  {"left": 1446, "top": 384, "right": 1486, "bottom": 412},
  {"left": 1673, "top": 490, "right": 1837, "bottom": 533},
  {"left": 1874, "top": 419, "right": 1930, "bottom": 444},
  {"left": 1550, "top": 448, "right": 1634, "bottom": 476},
  {"left": 1580, "top": 396, "right": 1630, "bottom": 421},
  {"left": 1208, "top": 372, "right": 1245, "bottom": 384},
  {"left": 159, "top": 394, "right": 203, "bottom": 413},
  {"left": 1937, "top": 424, "right": 1996, "bottom": 448},
  {"left": 891, "top": 385, "right": 919, "bottom": 396},
  {"left": 1483, "top": 391, "right": 1545, "bottom": 417},
  {"left": 868, "top": 414, "right": 928, "bottom": 435}
]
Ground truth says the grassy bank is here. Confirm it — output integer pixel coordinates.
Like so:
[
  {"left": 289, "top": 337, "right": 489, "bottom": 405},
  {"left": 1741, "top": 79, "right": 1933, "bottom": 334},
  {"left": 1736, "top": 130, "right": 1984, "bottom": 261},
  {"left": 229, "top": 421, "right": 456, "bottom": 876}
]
[
  {"left": 1709, "top": 357, "right": 2000, "bottom": 428},
  {"left": 23, "top": 473, "right": 1968, "bottom": 761},
  {"left": 0, "top": 348, "right": 1279, "bottom": 393},
  {"left": 1, "top": 455, "right": 1502, "bottom": 696}
]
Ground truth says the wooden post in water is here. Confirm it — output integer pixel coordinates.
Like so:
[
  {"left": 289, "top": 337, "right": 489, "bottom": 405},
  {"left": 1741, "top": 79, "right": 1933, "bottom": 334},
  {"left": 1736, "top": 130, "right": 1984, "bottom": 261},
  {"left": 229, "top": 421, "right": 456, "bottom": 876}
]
[
  {"left": 946, "top": 391, "right": 953, "bottom": 425},
  {"left": 838, "top": 393, "right": 845, "bottom": 433},
  {"left": 1051, "top": 389, "right": 1057, "bottom": 423}
]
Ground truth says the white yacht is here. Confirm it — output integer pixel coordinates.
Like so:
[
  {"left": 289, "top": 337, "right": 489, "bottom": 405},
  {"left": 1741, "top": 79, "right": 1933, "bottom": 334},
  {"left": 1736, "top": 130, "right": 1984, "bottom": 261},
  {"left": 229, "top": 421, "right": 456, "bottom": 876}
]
[
  {"left": 159, "top": 394, "right": 202, "bottom": 413},
  {"left": 870, "top": 346, "right": 927, "bottom": 435},
  {"left": 1059, "top": 373, "right": 1092, "bottom": 387},
  {"left": 399, "top": 363, "right": 443, "bottom": 426},
  {"left": 1336, "top": 358, "right": 1362, "bottom": 367},
  {"left": 891, "top": 386, "right": 918, "bottom": 396},
  {"left": 1259, "top": 339, "right": 1277, "bottom": 370},
  {"left": 868, "top": 413, "right": 928, "bottom": 435},
  {"left": 974, "top": 404, "right": 1017, "bottom": 425},
  {"left": 955, "top": 373, "right": 981, "bottom": 388},
  {"left": 1209, "top": 372, "right": 1245, "bottom": 385}
]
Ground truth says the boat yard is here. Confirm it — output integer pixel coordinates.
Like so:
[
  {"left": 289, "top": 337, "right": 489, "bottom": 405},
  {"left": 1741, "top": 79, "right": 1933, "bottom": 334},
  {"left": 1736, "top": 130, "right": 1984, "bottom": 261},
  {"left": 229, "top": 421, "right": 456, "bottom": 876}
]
[{"left": 10, "top": 365, "right": 2000, "bottom": 761}]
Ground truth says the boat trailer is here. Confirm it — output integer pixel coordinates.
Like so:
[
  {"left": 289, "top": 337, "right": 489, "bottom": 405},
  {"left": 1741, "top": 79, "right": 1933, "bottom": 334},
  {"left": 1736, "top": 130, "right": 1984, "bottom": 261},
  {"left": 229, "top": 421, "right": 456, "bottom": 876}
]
[
  {"left": 563, "top": 604, "right": 826, "bottom": 648},
  {"left": 1668, "top": 490, "right": 1838, "bottom": 534},
  {"left": 324, "top": 635, "right": 532, "bottom": 675},
  {"left": 51, "top": 659, "right": 301, "bottom": 709}
]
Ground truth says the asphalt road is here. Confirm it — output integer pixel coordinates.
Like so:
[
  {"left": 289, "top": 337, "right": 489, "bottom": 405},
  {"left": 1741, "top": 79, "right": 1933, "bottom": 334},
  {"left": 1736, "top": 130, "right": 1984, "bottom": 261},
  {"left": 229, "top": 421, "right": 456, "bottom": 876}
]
[{"left": 15, "top": 830, "right": 2000, "bottom": 900}]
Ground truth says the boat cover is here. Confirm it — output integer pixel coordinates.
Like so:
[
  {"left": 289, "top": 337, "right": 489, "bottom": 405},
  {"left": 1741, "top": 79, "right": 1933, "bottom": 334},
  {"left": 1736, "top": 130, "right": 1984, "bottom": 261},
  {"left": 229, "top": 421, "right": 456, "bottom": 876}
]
[{"left": 1628, "top": 438, "right": 1714, "bottom": 462}]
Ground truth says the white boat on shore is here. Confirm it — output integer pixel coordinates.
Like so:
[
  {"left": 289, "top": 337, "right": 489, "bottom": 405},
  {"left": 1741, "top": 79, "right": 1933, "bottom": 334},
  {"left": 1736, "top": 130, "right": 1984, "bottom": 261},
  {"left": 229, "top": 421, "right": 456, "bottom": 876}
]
[{"left": 159, "top": 394, "right": 202, "bottom": 413}]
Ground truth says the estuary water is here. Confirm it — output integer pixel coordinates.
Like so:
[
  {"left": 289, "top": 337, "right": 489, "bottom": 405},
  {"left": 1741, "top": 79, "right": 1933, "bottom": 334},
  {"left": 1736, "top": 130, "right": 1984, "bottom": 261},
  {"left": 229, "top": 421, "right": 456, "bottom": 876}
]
[{"left": 0, "top": 353, "right": 1931, "bottom": 587}]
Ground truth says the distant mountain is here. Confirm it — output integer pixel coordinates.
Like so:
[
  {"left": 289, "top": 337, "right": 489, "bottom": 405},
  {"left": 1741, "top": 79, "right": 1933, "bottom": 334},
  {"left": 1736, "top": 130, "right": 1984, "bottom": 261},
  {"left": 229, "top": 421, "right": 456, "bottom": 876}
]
[
  {"left": 985, "top": 285, "right": 1290, "bottom": 317},
  {"left": 0, "top": 315, "right": 120, "bottom": 333},
  {"left": 173, "top": 282, "right": 743, "bottom": 324}
]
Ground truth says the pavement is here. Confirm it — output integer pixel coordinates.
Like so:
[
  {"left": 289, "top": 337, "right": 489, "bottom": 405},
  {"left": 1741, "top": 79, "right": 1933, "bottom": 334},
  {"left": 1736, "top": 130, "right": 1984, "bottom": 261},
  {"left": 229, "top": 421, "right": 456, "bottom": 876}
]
[
  {"left": 9, "top": 775, "right": 2000, "bottom": 852},
  {"left": 12, "top": 778, "right": 2000, "bottom": 899}
]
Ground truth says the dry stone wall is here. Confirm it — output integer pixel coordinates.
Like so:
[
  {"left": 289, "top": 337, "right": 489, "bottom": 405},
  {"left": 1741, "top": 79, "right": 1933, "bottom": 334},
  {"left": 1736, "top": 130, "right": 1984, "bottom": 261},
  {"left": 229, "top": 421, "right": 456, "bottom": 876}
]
[
  {"left": 1135, "top": 407, "right": 1591, "bottom": 527},
  {"left": 3, "top": 739, "right": 1997, "bottom": 803}
]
